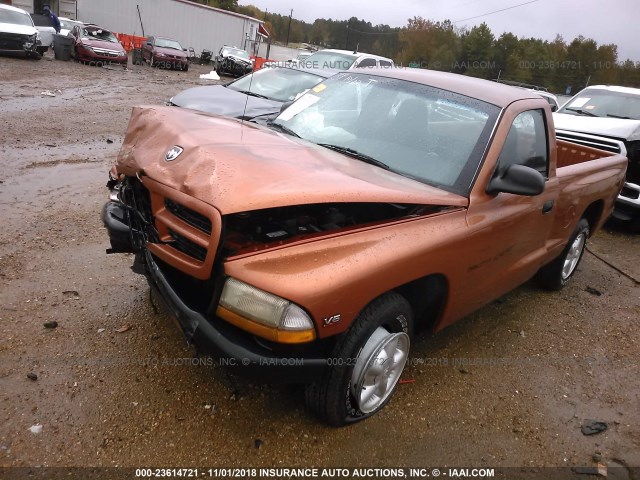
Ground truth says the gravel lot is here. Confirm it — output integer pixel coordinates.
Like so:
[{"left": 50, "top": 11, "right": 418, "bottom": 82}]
[{"left": 0, "top": 52, "right": 639, "bottom": 477}]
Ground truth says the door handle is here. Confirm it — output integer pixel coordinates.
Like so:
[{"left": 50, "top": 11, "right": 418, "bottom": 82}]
[{"left": 542, "top": 200, "right": 554, "bottom": 214}]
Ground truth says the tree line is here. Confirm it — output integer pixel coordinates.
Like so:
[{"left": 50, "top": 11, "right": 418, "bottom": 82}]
[{"left": 187, "top": 1, "right": 640, "bottom": 93}]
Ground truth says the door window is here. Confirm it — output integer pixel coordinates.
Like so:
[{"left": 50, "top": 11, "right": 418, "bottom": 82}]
[{"left": 496, "top": 109, "right": 549, "bottom": 176}]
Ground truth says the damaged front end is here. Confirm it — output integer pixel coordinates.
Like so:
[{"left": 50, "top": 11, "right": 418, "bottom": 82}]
[
  {"left": 101, "top": 166, "right": 455, "bottom": 379},
  {"left": 0, "top": 31, "right": 40, "bottom": 55}
]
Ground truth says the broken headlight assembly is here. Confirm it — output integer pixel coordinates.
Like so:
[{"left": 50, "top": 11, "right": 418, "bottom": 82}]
[
  {"left": 23, "top": 33, "right": 37, "bottom": 49},
  {"left": 217, "top": 278, "right": 316, "bottom": 344}
]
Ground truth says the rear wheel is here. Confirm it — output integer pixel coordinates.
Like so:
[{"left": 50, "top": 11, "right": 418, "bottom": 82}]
[
  {"left": 537, "top": 218, "right": 589, "bottom": 290},
  {"left": 305, "top": 292, "right": 413, "bottom": 426},
  {"left": 29, "top": 51, "right": 43, "bottom": 60}
]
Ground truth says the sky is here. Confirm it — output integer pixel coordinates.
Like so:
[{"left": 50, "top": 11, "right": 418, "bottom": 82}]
[{"left": 239, "top": 0, "right": 638, "bottom": 61}]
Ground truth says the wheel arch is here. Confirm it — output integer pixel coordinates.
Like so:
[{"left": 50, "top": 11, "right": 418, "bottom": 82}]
[
  {"left": 581, "top": 200, "right": 604, "bottom": 235},
  {"left": 393, "top": 273, "right": 449, "bottom": 333}
]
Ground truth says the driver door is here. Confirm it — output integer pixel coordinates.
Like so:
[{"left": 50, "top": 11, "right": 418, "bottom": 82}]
[{"left": 460, "top": 107, "right": 560, "bottom": 311}]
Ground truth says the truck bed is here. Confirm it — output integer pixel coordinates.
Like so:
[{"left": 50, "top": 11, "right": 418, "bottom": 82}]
[{"left": 557, "top": 138, "right": 621, "bottom": 168}]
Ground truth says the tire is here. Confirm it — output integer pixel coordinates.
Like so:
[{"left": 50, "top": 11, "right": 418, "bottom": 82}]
[
  {"left": 305, "top": 292, "right": 413, "bottom": 426},
  {"left": 182, "top": 63, "right": 189, "bottom": 72},
  {"left": 29, "top": 51, "right": 43, "bottom": 60},
  {"left": 628, "top": 214, "right": 640, "bottom": 234},
  {"left": 537, "top": 218, "right": 589, "bottom": 291}
]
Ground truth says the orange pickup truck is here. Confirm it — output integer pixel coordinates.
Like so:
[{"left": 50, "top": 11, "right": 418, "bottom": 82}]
[{"left": 103, "top": 69, "right": 627, "bottom": 426}]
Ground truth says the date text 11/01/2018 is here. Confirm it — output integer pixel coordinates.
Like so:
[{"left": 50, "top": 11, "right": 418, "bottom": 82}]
[{"left": 519, "top": 60, "right": 619, "bottom": 70}]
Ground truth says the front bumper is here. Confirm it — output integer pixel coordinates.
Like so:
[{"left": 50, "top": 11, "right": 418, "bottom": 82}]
[
  {"left": 155, "top": 56, "right": 188, "bottom": 69},
  {"left": 77, "top": 46, "right": 128, "bottom": 65},
  {"left": 0, "top": 33, "right": 39, "bottom": 54},
  {"left": 223, "top": 59, "right": 252, "bottom": 76},
  {"left": 613, "top": 182, "right": 640, "bottom": 221},
  {"left": 102, "top": 201, "right": 329, "bottom": 382}
]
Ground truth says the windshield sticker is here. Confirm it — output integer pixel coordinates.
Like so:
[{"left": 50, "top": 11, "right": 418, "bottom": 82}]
[
  {"left": 278, "top": 94, "right": 320, "bottom": 121},
  {"left": 569, "top": 97, "right": 590, "bottom": 108},
  {"left": 312, "top": 84, "right": 327, "bottom": 93}
]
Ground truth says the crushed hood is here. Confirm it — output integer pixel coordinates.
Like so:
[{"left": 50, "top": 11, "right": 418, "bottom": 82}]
[
  {"left": 224, "top": 53, "right": 251, "bottom": 65},
  {"left": 553, "top": 112, "right": 640, "bottom": 141},
  {"left": 170, "top": 85, "right": 282, "bottom": 119},
  {"left": 116, "top": 106, "right": 468, "bottom": 214}
]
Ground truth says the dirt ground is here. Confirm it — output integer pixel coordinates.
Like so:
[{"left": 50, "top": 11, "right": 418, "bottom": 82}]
[{"left": 1, "top": 51, "right": 639, "bottom": 477}]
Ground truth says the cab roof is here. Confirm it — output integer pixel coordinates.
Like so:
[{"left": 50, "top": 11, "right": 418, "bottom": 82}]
[{"left": 351, "top": 67, "right": 542, "bottom": 108}]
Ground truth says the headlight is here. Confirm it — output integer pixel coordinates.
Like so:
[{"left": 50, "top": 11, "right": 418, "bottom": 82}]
[
  {"left": 157, "top": 52, "right": 166, "bottom": 57},
  {"left": 218, "top": 278, "right": 316, "bottom": 343}
]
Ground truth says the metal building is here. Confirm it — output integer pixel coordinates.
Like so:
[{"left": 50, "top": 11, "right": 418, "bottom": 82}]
[
  {"left": 75, "top": 0, "right": 265, "bottom": 55},
  {"left": 0, "top": 0, "right": 77, "bottom": 18}
]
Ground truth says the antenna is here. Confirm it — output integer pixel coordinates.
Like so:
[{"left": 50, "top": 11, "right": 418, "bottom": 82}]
[{"left": 240, "top": 65, "right": 255, "bottom": 127}]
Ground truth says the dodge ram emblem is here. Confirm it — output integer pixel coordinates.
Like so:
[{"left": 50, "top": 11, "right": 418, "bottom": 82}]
[{"left": 165, "top": 146, "right": 183, "bottom": 162}]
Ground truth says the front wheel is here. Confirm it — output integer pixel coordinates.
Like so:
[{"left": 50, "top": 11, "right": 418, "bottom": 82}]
[
  {"left": 537, "top": 218, "right": 589, "bottom": 290},
  {"left": 305, "top": 292, "right": 413, "bottom": 426}
]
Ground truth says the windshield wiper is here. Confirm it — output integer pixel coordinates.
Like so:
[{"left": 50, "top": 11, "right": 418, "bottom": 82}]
[
  {"left": 317, "top": 144, "right": 390, "bottom": 170},
  {"left": 564, "top": 107, "right": 598, "bottom": 117},
  {"left": 607, "top": 113, "right": 635, "bottom": 119},
  {"left": 236, "top": 90, "right": 270, "bottom": 99},
  {"left": 267, "top": 121, "right": 301, "bottom": 138}
]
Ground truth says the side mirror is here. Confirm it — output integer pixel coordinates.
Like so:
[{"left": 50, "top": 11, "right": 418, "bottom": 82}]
[
  {"left": 146, "top": 42, "right": 152, "bottom": 46},
  {"left": 183, "top": 48, "right": 187, "bottom": 52},
  {"left": 551, "top": 104, "right": 558, "bottom": 112},
  {"left": 486, "top": 164, "right": 545, "bottom": 196}
]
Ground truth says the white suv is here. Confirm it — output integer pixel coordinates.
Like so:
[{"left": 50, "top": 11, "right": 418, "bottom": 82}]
[
  {"left": 0, "top": 4, "right": 42, "bottom": 59},
  {"left": 300, "top": 48, "right": 394, "bottom": 70}
]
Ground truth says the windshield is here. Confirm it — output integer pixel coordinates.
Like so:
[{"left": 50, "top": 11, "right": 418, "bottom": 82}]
[
  {"left": 301, "top": 51, "right": 357, "bottom": 70},
  {"left": 558, "top": 88, "right": 640, "bottom": 120},
  {"left": 60, "top": 19, "right": 81, "bottom": 30},
  {"left": 0, "top": 9, "right": 34, "bottom": 27},
  {"left": 155, "top": 38, "right": 183, "bottom": 50},
  {"left": 223, "top": 47, "right": 250, "bottom": 60},
  {"left": 229, "top": 68, "right": 324, "bottom": 102},
  {"left": 83, "top": 27, "right": 118, "bottom": 43},
  {"left": 273, "top": 73, "right": 500, "bottom": 194}
]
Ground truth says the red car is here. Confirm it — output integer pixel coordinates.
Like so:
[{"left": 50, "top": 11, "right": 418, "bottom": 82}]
[
  {"left": 142, "top": 35, "right": 188, "bottom": 71},
  {"left": 70, "top": 24, "right": 127, "bottom": 67}
]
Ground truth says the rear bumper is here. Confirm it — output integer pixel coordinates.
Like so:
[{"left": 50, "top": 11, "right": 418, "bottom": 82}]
[{"left": 102, "top": 201, "right": 329, "bottom": 382}]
